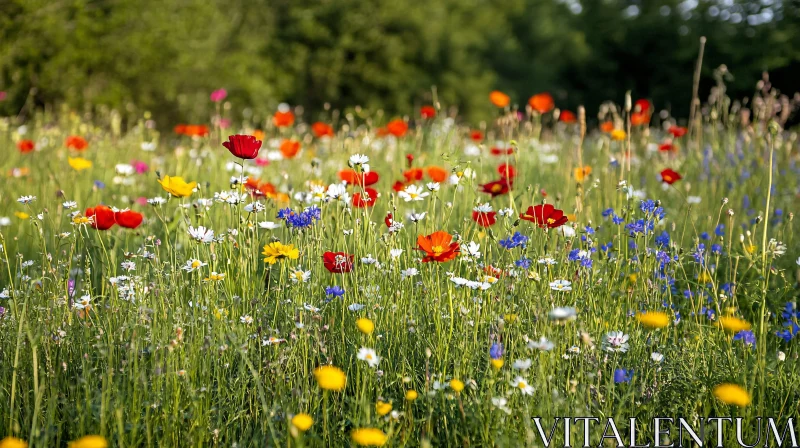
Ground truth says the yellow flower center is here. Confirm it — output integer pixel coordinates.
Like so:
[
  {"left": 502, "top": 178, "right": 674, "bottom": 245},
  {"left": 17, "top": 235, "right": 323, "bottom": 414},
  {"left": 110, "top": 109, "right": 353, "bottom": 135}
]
[
  {"left": 432, "top": 245, "right": 444, "bottom": 255},
  {"left": 191, "top": 260, "right": 201, "bottom": 268}
]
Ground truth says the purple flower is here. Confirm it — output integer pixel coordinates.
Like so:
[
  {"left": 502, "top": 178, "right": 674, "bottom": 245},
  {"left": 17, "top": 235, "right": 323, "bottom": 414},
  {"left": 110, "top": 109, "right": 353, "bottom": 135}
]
[{"left": 490, "top": 343, "right": 503, "bottom": 360}]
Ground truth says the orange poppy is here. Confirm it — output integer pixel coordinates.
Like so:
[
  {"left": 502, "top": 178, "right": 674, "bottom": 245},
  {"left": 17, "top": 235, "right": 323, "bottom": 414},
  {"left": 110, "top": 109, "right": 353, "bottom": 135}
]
[
  {"left": 600, "top": 121, "right": 614, "bottom": 133},
  {"left": 338, "top": 169, "right": 379, "bottom": 186},
  {"left": 273, "top": 111, "right": 295, "bottom": 128},
  {"left": 279, "top": 139, "right": 301, "bottom": 158},
  {"left": 183, "top": 125, "right": 209, "bottom": 137},
  {"left": 252, "top": 129, "right": 265, "bottom": 141},
  {"left": 403, "top": 168, "right": 424, "bottom": 183},
  {"left": 426, "top": 166, "right": 448, "bottom": 182},
  {"left": 574, "top": 166, "right": 592, "bottom": 182},
  {"left": 489, "top": 91, "right": 510, "bottom": 108},
  {"left": 630, "top": 112, "right": 650, "bottom": 126},
  {"left": 386, "top": 119, "right": 408, "bottom": 137},
  {"left": 416, "top": 231, "right": 460, "bottom": 263},
  {"left": 312, "top": 122, "right": 335, "bottom": 138},
  {"left": 528, "top": 93, "right": 554, "bottom": 114},
  {"left": 65, "top": 136, "right": 88, "bottom": 151}
]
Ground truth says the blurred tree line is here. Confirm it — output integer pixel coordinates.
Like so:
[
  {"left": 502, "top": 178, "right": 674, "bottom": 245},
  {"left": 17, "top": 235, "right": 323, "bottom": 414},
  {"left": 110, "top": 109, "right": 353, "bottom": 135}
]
[{"left": 1, "top": 0, "right": 798, "bottom": 125}]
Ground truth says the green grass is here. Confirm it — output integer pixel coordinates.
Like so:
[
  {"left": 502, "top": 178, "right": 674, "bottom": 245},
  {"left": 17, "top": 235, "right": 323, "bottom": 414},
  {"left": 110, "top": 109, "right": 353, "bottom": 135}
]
[{"left": 0, "top": 96, "right": 798, "bottom": 447}]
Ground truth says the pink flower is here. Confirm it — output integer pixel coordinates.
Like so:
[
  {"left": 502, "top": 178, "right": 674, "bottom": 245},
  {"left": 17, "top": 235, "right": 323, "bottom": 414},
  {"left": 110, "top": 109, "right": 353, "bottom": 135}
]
[
  {"left": 218, "top": 118, "right": 231, "bottom": 130},
  {"left": 0, "top": 91, "right": 6, "bottom": 101},
  {"left": 210, "top": 89, "right": 227, "bottom": 102},
  {"left": 132, "top": 160, "right": 149, "bottom": 174},
  {"left": 135, "top": 197, "right": 148, "bottom": 206},
  {"left": 255, "top": 158, "right": 271, "bottom": 167}
]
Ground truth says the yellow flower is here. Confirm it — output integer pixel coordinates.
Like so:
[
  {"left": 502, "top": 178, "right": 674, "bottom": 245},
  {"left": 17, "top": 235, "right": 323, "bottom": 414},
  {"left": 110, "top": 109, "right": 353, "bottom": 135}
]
[
  {"left": 14, "top": 212, "right": 29, "bottom": 220},
  {"left": 356, "top": 318, "right": 375, "bottom": 335},
  {"left": 490, "top": 359, "right": 504, "bottom": 370},
  {"left": 745, "top": 244, "right": 757, "bottom": 254},
  {"left": 405, "top": 390, "right": 418, "bottom": 401},
  {"left": 574, "top": 165, "right": 592, "bottom": 182},
  {"left": 203, "top": 272, "right": 226, "bottom": 282},
  {"left": 0, "top": 437, "right": 28, "bottom": 448},
  {"left": 718, "top": 316, "right": 751, "bottom": 333},
  {"left": 158, "top": 175, "right": 197, "bottom": 197},
  {"left": 262, "top": 242, "right": 299, "bottom": 264},
  {"left": 69, "top": 435, "right": 108, "bottom": 448},
  {"left": 698, "top": 272, "right": 713, "bottom": 283},
  {"left": 636, "top": 311, "right": 670, "bottom": 329},
  {"left": 713, "top": 383, "right": 751, "bottom": 407},
  {"left": 449, "top": 379, "right": 464, "bottom": 393},
  {"left": 68, "top": 157, "right": 93, "bottom": 171},
  {"left": 291, "top": 413, "right": 314, "bottom": 432},
  {"left": 611, "top": 129, "right": 627, "bottom": 141},
  {"left": 375, "top": 401, "right": 392, "bottom": 416},
  {"left": 351, "top": 428, "right": 388, "bottom": 447},
  {"left": 314, "top": 365, "right": 347, "bottom": 391},
  {"left": 503, "top": 313, "right": 518, "bottom": 323},
  {"left": 628, "top": 274, "right": 638, "bottom": 283}
]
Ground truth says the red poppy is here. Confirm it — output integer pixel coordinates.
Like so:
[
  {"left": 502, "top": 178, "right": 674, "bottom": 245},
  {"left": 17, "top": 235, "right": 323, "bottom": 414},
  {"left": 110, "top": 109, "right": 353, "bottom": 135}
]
[
  {"left": 630, "top": 112, "right": 650, "bottom": 126},
  {"left": 660, "top": 168, "right": 682, "bottom": 185},
  {"left": 479, "top": 179, "right": 511, "bottom": 197},
  {"left": 273, "top": 111, "right": 295, "bottom": 128},
  {"left": 416, "top": 231, "right": 460, "bottom": 263},
  {"left": 405, "top": 154, "right": 414, "bottom": 167},
  {"left": 386, "top": 119, "right": 408, "bottom": 137},
  {"left": 86, "top": 205, "right": 115, "bottom": 230},
  {"left": 338, "top": 169, "right": 379, "bottom": 186},
  {"left": 659, "top": 142, "right": 674, "bottom": 152},
  {"left": 498, "top": 163, "right": 516, "bottom": 179},
  {"left": 668, "top": 126, "right": 687, "bottom": 138},
  {"left": 223, "top": 134, "right": 262, "bottom": 160},
  {"left": 17, "top": 140, "right": 35, "bottom": 153},
  {"left": 403, "top": 168, "right": 424, "bottom": 183},
  {"left": 472, "top": 209, "right": 497, "bottom": 227},
  {"left": 322, "top": 251, "right": 354, "bottom": 273},
  {"left": 470, "top": 130, "right": 484, "bottom": 142},
  {"left": 420, "top": 106, "right": 436, "bottom": 119},
  {"left": 490, "top": 146, "right": 514, "bottom": 156},
  {"left": 392, "top": 181, "right": 407, "bottom": 192},
  {"left": 115, "top": 210, "right": 144, "bottom": 229},
  {"left": 312, "top": 122, "right": 335, "bottom": 138},
  {"left": 635, "top": 99, "right": 651, "bottom": 113},
  {"left": 528, "top": 93, "right": 555, "bottom": 114},
  {"left": 600, "top": 121, "right": 614, "bottom": 133},
  {"left": 174, "top": 124, "right": 187, "bottom": 135},
  {"left": 426, "top": 166, "right": 448, "bottom": 182},
  {"left": 352, "top": 188, "right": 378, "bottom": 207},
  {"left": 384, "top": 212, "right": 394, "bottom": 228},
  {"left": 520, "top": 204, "right": 568, "bottom": 228},
  {"left": 279, "top": 139, "right": 301, "bottom": 159},
  {"left": 66, "top": 136, "right": 88, "bottom": 151},
  {"left": 560, "top": 110, "right": 577, "bottom": 123}
]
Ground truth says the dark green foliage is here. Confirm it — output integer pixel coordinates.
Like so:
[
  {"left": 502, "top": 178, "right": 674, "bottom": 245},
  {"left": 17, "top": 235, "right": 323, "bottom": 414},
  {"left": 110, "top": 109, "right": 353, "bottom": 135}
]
[{"left": 1, "top": 0, "right": 798, "bottom": 124}]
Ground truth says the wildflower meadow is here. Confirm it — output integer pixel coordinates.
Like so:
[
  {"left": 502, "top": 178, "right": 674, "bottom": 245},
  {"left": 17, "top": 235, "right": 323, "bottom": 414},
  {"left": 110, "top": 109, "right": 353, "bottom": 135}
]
[{"left": 0, "top": 81, "right": 799, "bottom": 447}]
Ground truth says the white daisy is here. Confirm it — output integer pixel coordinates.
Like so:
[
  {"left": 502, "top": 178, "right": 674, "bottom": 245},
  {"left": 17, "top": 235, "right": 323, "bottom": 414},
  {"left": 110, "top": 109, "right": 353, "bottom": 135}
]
[
  {"left": 398, "top": 185, "right": 430, "bottom": 202},
  {"left": 549, "top": 280, "right": 572, "bottom": 291},
  {"left": 17, "top": 195, "right": 36, "bottom": 204},
  {"left": 357, "top": 347, "right": 381, "bottom": 368},
  {"left": 510, "top": 376, "right": 534, "bottom": 395},
  {"left": 181, "top": 259, "right": 207, "bottom": 272},
  {"left": 188, "top": 226, "right": 215, "bottom": 243}
]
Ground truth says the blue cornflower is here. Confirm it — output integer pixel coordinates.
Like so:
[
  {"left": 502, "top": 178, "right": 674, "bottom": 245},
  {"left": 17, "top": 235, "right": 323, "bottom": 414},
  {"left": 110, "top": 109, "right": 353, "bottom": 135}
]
[
  {"left": 655, "top": 231, "right": 670, "bottom": 248},
  {"left": 584, "top": 226, "right": 595, "bottom": 235},
  {"left": 602, "top": 208, "right": 614, "bottom": 218},
  {"left": 614, "top": 369, "right": 634, "bottom": 383},
  {"left": 499, "top": 232, "right": 528, "bottom": 249},
  {"left": 515, "top": 257, "right": 532, "bottom": 269},
  {"left": 715, "top": 224, "right": 725, "bottom": 237},
  {"left": 325, "top": 285, "right": 345, "bottom": 297},
  {"left": 490, "top": 343, "right": 503, "bottom": 360},
  {"left": 711, "top": 244, "right": 722, "bottom": 255},
  {"left": 776, "top": 321, "right": 800, "bottom": 342},
  {"left": 733, "top": 330, "right": 756, "bottom": 347},
  {"left": 700, "top": 232, "right": 710, "bottom": 240}
]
